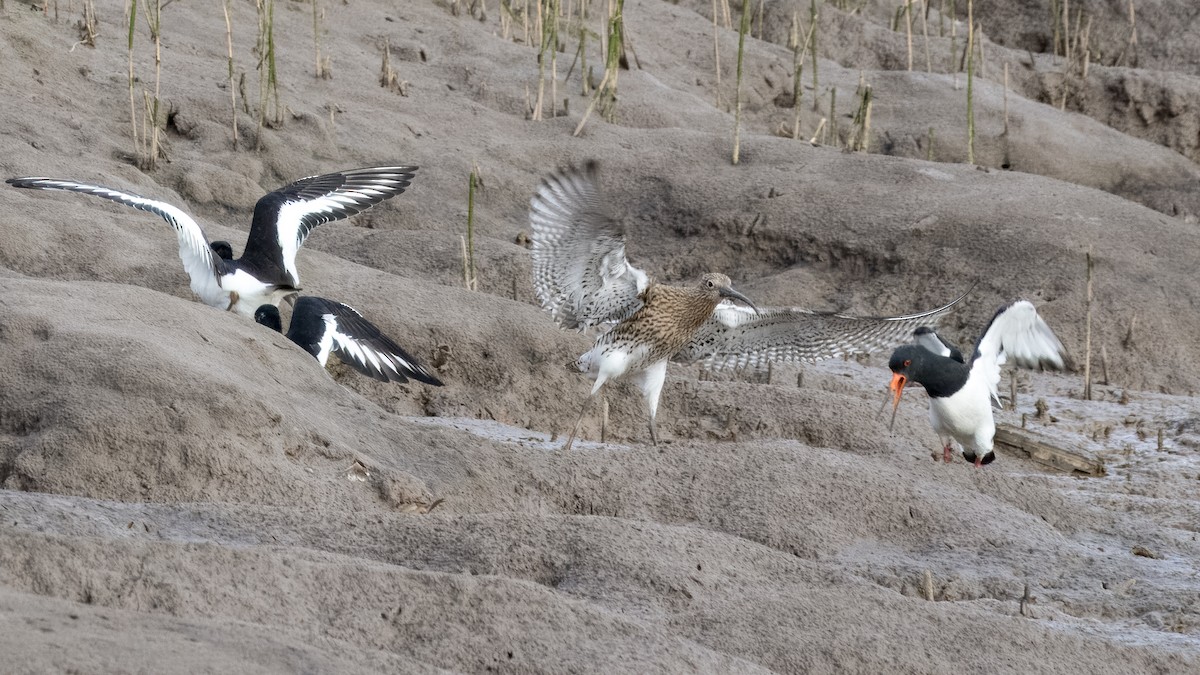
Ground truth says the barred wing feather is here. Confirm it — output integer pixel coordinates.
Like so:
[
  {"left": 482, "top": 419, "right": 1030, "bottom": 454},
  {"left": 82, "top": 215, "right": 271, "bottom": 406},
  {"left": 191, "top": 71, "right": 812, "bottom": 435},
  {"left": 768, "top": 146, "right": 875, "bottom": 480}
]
[{"left": 529, "top": 161, "right": 649, "bottom": 330}]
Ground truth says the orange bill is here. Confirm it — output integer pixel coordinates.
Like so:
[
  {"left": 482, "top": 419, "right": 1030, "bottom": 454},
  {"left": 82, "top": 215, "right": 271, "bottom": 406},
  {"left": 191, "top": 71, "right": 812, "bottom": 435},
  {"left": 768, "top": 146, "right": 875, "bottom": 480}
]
[{"left": 887, "top": 372, "right": 907, "bottom": 431}]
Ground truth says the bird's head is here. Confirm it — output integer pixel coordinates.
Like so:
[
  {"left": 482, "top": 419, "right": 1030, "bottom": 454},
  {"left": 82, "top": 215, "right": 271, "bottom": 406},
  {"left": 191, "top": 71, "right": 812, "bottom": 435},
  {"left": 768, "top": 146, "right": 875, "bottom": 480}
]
[
  {"left": 254, "top": 304, "right": 283, "bottom": 333},
  {"left": 699, "top": 273, "right": 758, "bottom": 313},
  {"left": 885, "top": 344, "right": 928, "bottom": 430},
  {"left": 210, "top": 240, "right": 235, "bottom": 260}
]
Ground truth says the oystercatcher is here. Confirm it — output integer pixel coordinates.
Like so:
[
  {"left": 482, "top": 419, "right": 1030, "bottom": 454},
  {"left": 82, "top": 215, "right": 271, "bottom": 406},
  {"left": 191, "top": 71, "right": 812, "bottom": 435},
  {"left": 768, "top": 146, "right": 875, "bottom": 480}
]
[
  {"left": 255, "top": 297, "right": 442, "bottom": 385},
  {"left": 6, "top": 166, "right": 417, "bottom": 317},
  {"left": 887, "top": 300, "right": 1068, "bottom": 466}
]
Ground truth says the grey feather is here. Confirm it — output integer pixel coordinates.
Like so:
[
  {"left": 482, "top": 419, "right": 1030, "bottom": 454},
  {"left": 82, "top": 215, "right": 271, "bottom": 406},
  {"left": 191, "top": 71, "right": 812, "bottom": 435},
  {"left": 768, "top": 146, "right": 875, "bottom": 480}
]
[
  {"left": 529, "top": 161, "right": 650, "bottom": 330},
  {"left": 677, "top": 288, "right": 970, "bottom": 370}
]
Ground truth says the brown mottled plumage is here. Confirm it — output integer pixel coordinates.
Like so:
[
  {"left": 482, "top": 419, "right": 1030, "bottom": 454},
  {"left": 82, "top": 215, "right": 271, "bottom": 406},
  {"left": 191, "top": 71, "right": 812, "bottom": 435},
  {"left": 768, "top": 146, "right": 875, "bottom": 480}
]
[{"left": 530, "top": 162, "right": 757, "bottom": 450}]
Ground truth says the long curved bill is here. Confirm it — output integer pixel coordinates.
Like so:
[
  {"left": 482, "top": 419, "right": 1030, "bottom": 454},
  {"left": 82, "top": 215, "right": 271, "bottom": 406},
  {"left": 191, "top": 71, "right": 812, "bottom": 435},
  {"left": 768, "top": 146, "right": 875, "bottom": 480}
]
[
  {"left": 719, "top": 286, "right": 760, "bottom": 315},
  {"left": 887, "top": 372, "right": 907, "bottom": 431}
]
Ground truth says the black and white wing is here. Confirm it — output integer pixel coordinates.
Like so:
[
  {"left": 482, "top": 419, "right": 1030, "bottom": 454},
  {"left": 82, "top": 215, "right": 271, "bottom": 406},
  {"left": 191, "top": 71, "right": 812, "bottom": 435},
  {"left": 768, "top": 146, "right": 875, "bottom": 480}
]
[
  {"left": 290, "top": 297, "right": 442, "bottom": 385},
  {"left": 676, "top": 289, "right": 969, "bottom": 370},
  {"left": 970, "top": 300, "right": 1067, "bottom": 401},
  {"left": 243, "top": 166, "right": 418, "bottom": 287},
  {"left": 6, "top": 177, "right": 224, "bottom": 307},
  {"left": 913, "top": 326, "right": 965, "bottom": 363},
  {"left": 529, "top": 161, "right": 650, "bottom": 330}
]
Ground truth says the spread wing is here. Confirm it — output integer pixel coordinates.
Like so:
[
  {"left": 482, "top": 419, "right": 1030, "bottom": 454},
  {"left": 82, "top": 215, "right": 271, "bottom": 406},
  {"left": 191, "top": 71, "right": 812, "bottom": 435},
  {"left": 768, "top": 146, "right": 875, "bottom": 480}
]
[
  {"left": 913, "top": 326, "right": 965, "bottom": 363},
  {"left": 6, "top": 177, "right": 224, "bottom": 307},
  {"left": 677, "top": 288, "right": 970, "bottom": 370},
  {"left": 243, "top": 166, "right": 418, "bottom": 286},
  {"left": 294, "top": 297, "right": 442, "bottom": 385},
  {"left": 970, "top": 299, "right": 1068, "bottom": 404},
  {"left": 529, "top": 161, "right": 650, "bottom": 330}
]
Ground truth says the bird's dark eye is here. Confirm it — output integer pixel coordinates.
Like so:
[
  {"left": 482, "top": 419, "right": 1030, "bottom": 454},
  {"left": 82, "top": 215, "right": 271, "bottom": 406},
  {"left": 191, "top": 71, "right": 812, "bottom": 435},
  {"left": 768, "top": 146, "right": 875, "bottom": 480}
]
[{"left": 706, "top": 280, "right": 715, "bottom": 288}]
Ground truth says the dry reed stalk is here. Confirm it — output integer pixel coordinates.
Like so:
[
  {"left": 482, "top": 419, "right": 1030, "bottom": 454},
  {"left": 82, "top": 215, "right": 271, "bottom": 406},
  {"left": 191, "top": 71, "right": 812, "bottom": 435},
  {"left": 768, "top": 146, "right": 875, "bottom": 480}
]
[
  {"left": 254, "top": 0, "right": 282, "bottom": 149},
  {"left": 731, "top": 0, "right": 750, "bottom": 164},
  {"left": 523, "top": 0, "right": 530, "bottom": 45},
  {"left": 573, "top": 0, "right": 622, "bottom": 135},
  {"left": 1119, "top": 0, "right": 1137, "bottom": 67},
  {"left": 533, "top": 0, "right": 546, "bottom": 119},
  {"left": 464, "top": 166, "right": 479, "bottom": 291},
  {"left": 790, "top": 13, "right": 815, "bottom": 140},
  {"left": 809, "top": 0, "right": 819, "bottom": 108},
  {"left": 711, "top": 0, "right": 722, "bottom": 107},
  {"left": 499, "top": 0, "right": 512, "bottom": 39},
  {"left": 71, "top": 0, "right": 97, "bottom": 50},
  {"left": 904, "top": 0, "right": 913, "bottom": 71},
  {"left": 223, "top": 0, "right": 239, "bottom": 149},
  {"left": 850, "top": 83, "right": 872, "bottom": 152},
  {"left": 828, "top": 86, "right": 837, "bottom": 146},
  {"left": 1061, "top": 0, "right": 1069, "bottom": 61},
  {"left": 965, "top": 0, "right": 974, "bottom": 164},
  {"left": 809, "top": 116, "right": 826, "bottom": 144},
  {"left": 312, "top": 0, "right": 331, "bottom": 79},
  {"left": 949, "top": 0, "right": 957, "bottom": 89},
  {"left": 126, "top": 0, "right": 141, "bottom": 164},
  {"left": 921, "top": 0, "right": 931, "bottom": 72},
  {"left": 600, "top": 398, "right": 609, "bottom": 442},
  {"left": 380, "top": 38, "right": 407, "bottom": 95},
  {"left": 1083, "top": 247, "right": 1093, "bottom": 400}
]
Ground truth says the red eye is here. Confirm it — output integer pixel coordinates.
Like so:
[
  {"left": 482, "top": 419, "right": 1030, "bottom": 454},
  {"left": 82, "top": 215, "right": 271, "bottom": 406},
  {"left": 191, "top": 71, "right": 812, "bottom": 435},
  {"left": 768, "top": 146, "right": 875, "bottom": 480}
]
[{"left": 903, "top": 359, "right": 911, "bottom": 367}]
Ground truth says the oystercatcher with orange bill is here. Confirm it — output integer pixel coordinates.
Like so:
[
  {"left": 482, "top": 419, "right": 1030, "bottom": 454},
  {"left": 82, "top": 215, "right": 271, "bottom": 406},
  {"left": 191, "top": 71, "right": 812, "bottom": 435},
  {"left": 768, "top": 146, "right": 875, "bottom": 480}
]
[{"left": 887, "top": 300, "right": 1068, "bottom": 466}]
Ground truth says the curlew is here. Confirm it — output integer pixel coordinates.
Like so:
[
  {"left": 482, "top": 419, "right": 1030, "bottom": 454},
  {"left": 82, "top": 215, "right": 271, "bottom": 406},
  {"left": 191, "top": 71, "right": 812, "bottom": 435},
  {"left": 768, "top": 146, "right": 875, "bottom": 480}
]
[
  {"left": 7, "top": 166, "right": 417, "bottom": 317},
  {"left": 530, "top": 161, "right": 759, "bottom": 450},
  {"left": 530, "top": 161, "right": 965, "bottom": 450},
  {"left": 887, "top": 300, "right": 1068, "bottom": 466}
]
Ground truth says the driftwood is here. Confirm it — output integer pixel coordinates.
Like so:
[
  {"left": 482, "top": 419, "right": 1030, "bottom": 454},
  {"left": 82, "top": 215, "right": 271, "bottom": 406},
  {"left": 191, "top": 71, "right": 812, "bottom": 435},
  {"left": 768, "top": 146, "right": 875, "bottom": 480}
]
[{"left": 994, "top": 425, "right": 1107, "bottom": 477}]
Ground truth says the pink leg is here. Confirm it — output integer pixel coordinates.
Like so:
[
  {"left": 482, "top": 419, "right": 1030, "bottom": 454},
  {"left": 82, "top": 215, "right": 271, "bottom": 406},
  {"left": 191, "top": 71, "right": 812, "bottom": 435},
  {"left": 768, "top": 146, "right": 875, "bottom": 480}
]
[
  {"left": 942, "top": 442, "right": 953, "bottom": 463},
  {"left": 974, "top": 456, "right": 983, "bottom": 468}
]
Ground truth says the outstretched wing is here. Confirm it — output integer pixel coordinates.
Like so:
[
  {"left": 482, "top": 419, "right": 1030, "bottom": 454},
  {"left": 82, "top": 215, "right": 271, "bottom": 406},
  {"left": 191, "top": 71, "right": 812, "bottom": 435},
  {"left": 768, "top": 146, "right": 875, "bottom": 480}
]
[
  {"left": 913, "top": 326, "right": 965, "bottom": 363},
  {"left": 677, "top": 289, "right": 970, "bottom": 370},
  {"left": 529, "top": 161, "right": 650, "bottom": 330},
  {"left": 243, "top": 166, "right": 418, "bottom": 286},
  {"left": 970, "top": 300, "right": 1068, "bottom": 403},
  {"left": 293, "top": 297, "right": 442, "bottom": 385},
  {"left": 6, "top": 177, "right": 224, "bottom": 307}
]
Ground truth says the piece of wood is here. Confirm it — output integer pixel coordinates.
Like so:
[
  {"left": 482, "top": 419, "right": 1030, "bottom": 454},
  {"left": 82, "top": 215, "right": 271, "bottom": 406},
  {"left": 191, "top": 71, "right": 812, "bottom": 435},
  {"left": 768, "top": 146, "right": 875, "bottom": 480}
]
[{"left": 994, "top": 424, "right": 1106, "bottom": 476}]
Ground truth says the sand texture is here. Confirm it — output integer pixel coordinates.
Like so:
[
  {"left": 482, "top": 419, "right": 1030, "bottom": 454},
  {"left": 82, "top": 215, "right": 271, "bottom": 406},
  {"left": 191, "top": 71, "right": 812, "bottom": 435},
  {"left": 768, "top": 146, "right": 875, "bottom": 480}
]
[{"left": 1, "top": 0, "right": 1198, "bottom": 672}]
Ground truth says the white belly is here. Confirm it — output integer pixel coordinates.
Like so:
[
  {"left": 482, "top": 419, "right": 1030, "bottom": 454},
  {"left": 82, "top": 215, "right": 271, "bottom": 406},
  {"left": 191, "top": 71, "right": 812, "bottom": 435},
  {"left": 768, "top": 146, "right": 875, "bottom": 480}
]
[
  {"left": 927, "top": 378, "right": 995, "bottom": 453},
  {"left": 220, "top": 269, "right": 292, "bottom": 317}
]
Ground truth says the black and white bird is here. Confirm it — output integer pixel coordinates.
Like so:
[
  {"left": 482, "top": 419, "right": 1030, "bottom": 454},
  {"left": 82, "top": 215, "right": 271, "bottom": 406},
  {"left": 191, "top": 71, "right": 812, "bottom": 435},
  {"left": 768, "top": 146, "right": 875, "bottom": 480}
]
[
  {"left": 6, "top": 167, "right": 417, "bottom": 317},
  {"left": 887, "top": 300, "right": 1068, "bottom": 466},
  {"left": 254, "top": 297, "right": 442, "bottom": 385}
]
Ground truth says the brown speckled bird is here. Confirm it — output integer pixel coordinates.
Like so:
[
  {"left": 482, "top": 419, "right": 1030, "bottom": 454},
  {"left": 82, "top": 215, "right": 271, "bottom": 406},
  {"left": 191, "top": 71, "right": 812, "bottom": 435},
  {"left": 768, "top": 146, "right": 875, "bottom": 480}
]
[
  {"left": 530, "top": 161, "right": 968, "bottom": 451},
  {"left": 530, "top": 162, "right": 758, "bottom": 450}
]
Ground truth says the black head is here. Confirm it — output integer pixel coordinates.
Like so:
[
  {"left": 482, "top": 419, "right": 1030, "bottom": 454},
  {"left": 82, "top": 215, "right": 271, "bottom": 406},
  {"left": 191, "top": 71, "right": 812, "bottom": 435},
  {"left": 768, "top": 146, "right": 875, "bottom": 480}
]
[
  {"left": 887, "top": 343, "right": 969, "bottom": 404},
  {"left": 888, "top": 344, "right": 927, "bottom": 377},
  {"left": 254, "top": 304, "right": 283, "bottom": 333},
  {"left": 210, "top": 240, "right": 235, "bottom": 260}
]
